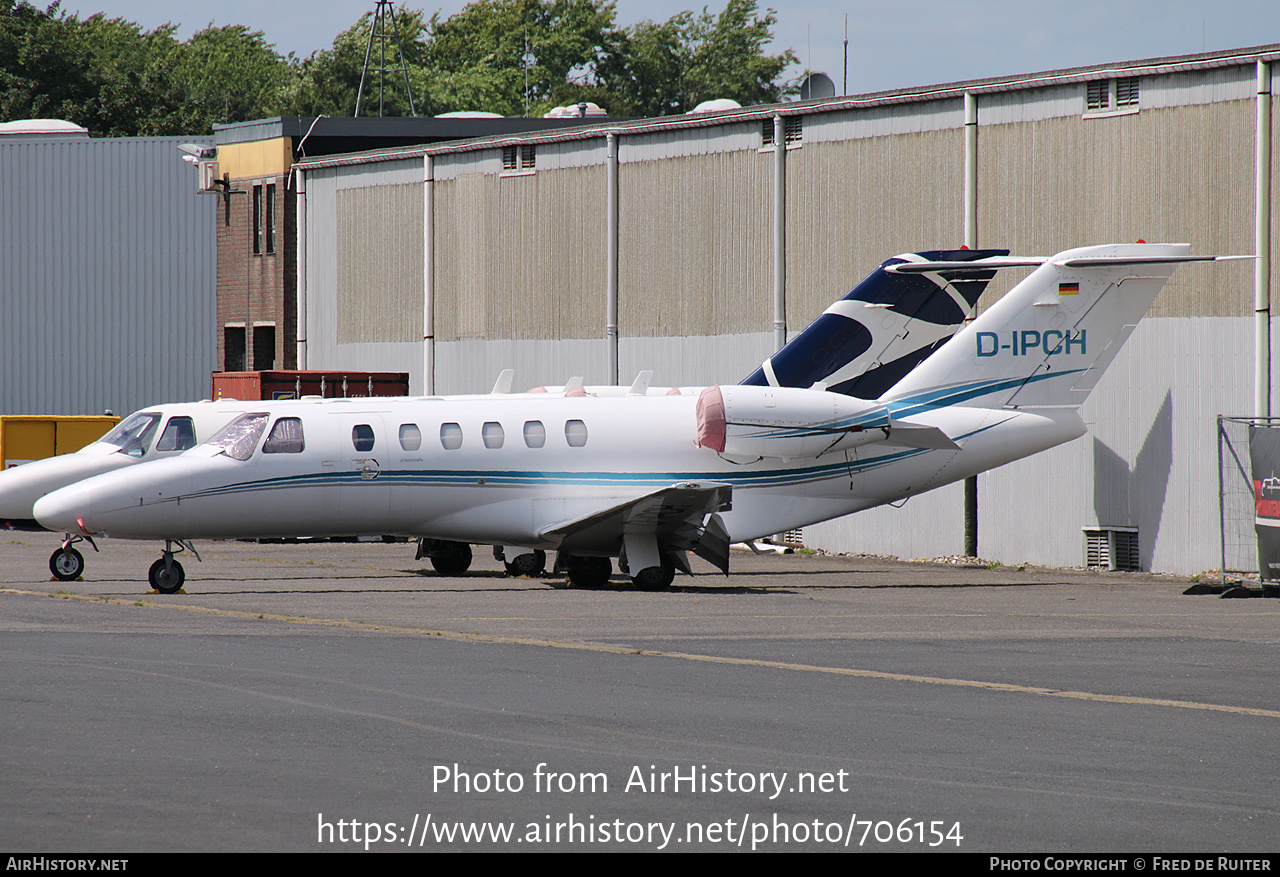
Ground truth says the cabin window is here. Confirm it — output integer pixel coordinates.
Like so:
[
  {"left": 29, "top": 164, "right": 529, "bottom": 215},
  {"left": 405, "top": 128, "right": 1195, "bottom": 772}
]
[
  {"left": 482, "top": 422, "right": 504, "bottom": 449},
  {"left": 205, "top": 413, "right": 268, "bottom": 461},
  {"left": 351, "top": 424, "right": 375, "bottom": 452},
  {"left": 155, "top": 416, "right": 196, "bottom": 452},
  {"left": 440, "top": 422, "right": 463, "bottom": 450},
  {"left": 399, "top": 423, "right": 422, "bottom": 451},
  {"left": 263, "top": 417, "right": 305, "bottom": 454},
  {"left": 523, "top": 420, "right": 546, "bottom": 448},
  {"left": 565, "top": 419, "right": 588, "bottom": 448},
  {"left": 101, "top": 412, "right": 162, "bottom": 457}
]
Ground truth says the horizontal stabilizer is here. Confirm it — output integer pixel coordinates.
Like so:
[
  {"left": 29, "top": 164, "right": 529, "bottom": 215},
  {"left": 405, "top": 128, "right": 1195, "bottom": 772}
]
[{"left": 872, "top": 422, "right": 959, "bottom": 450}]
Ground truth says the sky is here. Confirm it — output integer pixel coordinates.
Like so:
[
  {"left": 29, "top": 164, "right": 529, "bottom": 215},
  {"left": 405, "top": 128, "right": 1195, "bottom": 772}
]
[{"left": 58, "top": 0, "right": 1280, "bottom": 98}]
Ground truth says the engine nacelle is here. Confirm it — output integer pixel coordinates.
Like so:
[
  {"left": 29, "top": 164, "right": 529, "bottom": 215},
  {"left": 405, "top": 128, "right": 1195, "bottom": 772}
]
[{"left": 695, "top": 385, "right": 891, "bottom": 459}]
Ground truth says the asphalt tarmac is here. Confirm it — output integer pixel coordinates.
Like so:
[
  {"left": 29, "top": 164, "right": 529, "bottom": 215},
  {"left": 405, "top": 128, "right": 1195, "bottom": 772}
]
[{"left": 2, "top": 529, "right": 1278, "bottom": 852}]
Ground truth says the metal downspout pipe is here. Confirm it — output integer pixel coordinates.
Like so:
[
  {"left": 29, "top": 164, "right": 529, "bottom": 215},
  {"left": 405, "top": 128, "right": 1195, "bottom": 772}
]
[
  {"left": 295, "top": 168, "right": 307, "bottom": 369},
  {"left": 1257, "top": 61, "right": 1272, "bottom": 419},
  {"left": 424, "top": 155, "right": 435, "bottom": 395},
  {"left": 773, "top": 115, "right": 787, "bottom": 351},
  {"left": 963, "top": 93, "right": 979, "bottom": 558},
  {"left": 606, "top": 133, "right": 619, "bottom": 384}
]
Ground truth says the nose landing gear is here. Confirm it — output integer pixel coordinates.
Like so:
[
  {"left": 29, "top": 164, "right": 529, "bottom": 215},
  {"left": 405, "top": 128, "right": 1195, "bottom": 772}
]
[
  {"left": 148, "top": 540, "right": 200, "bottom": 594},
  {"left": 49, "top": 533, "right": 98, "bottom": 582}
]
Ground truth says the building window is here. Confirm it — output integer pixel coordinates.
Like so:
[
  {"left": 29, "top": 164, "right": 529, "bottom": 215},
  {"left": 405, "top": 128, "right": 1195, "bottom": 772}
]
[
  {"left": 251, "top": 185, "right": 262, "bottom": 254},
  {"left": 1115, "top": 77, "right": 1139, "bottom": 107},
  {"left": 224, "top": 326, "right": 246, "bottom": 372},
  {"left": 253, "top": 325, "right": 275, "bottom": 370},
  {"left": 1085, "top": 78, "right": 1139, "bottom": 115},
  {"left": 501, "top": 144, "right": 536, "bottom": 173},
  {"left": 761, "top": 116, "right": 803, "bottom": 147},
  {"left": 265, "top": 183, "right": 276, "bottom": 254}
]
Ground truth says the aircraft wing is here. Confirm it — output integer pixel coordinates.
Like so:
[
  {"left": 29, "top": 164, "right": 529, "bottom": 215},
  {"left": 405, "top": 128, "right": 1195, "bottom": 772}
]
[{"left": 538, "top": 481, "right": 733, "bottom": 574}]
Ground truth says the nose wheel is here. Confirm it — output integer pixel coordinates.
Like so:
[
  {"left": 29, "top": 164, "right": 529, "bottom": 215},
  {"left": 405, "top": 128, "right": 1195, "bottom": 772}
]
[
  {"left": 148, "top": 540, "right": 199, "bottom": 594},
  {"left": 49, "top": 533, "right": 98, "bottom": 581},
  {"left": 149, "top": 557, "right": 185, "bottom": 593},
  {"left": 49, "top": 547, "right": 85, "bottom": 581}
]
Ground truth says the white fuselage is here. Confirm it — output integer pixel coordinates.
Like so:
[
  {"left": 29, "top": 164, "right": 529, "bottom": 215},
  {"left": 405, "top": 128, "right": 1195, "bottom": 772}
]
[
  {"left": 33, "top": 393, "right": 1085, "bottom": 550},
  {"left": 0, "top": 400, "right": 259, "bottom": 523}
]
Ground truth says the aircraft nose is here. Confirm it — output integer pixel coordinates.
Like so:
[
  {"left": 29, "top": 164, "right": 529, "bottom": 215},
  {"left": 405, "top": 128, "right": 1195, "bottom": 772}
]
[{"left": 33, "top": 484, "right": 94, "bottom": 534}]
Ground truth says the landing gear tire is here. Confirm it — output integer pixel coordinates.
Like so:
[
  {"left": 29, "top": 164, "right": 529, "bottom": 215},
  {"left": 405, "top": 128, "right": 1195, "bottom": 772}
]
[
  {"left": 148, "top": 557, "right": 185, "bottom": 594},
  {"left": 566, "top": 556, "right": 612, "bottom": 588},
  {"left": 430, "top": 542, "right": 473, "bottom": 576},
  {"left": 49, "top": 547, "right": 85, "bottom": 581},
  {"left": 504, "top": 550, "right": 547, "bottom": 577},
  {"left": 632, "top": 563, "right": 675, "bottom": 590}
]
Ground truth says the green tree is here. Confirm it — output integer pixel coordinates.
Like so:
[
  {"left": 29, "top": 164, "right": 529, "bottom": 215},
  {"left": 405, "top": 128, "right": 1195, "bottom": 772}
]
[
  {"left": 170, "top": 25, "right": 292, "bottom": 131},
  {"left": 280, "top": 7, "right": 429, "bottom": 118},
  {"left": 603, "top": 0, "right": 796, "bottom": 116},
  {"left": 0, "top": 1, "right": 98, "bottom": 125},
  {"left": 420, "top": 0, "right": 623, "bottom": 117}
]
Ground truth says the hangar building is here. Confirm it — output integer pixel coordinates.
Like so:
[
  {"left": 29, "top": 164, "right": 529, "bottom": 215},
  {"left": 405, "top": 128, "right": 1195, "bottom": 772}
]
[
  {"left": 286, "top": 45, "right": 1280, "bottom": 576},
  {"left": 0, "top": 122, "right": 215, "bottom": 417}
]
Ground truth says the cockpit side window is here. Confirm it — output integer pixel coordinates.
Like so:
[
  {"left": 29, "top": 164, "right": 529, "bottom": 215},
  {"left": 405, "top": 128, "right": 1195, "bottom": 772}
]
[
  {"left": 101, "top": 412, "right": 162, "bottom": 457},
  {"left": 204, "top": 413, "right": 269, "bottom": 461},
  {"left": 155, "top": 416, "right": 196, "bottom": 452},
  {"left": 262, "top": 417, "right": 305, "bottom": 454}
]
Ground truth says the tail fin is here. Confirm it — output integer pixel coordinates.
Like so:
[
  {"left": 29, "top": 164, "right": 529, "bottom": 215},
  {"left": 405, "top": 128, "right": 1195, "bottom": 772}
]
[
  {"left": 740, "top": 248, "right": 1008, "bottom": 398},
  {"left": 882, "top": 243, "right": 1192, "bottom": 410}
]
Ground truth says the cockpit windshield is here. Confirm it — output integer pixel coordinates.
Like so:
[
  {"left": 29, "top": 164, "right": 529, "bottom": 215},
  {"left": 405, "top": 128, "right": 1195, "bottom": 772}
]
[
  {"left": 202, "top": 413, "right": 269, "bottom": 461},
  {"left": 99, "top": 412, "right": 162, "bottom": 457}
]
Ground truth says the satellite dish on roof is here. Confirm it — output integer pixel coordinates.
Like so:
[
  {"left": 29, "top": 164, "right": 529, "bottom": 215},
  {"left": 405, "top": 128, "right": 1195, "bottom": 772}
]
[{"left": 799, "top": 73, "right": 836, "bottom": 101}]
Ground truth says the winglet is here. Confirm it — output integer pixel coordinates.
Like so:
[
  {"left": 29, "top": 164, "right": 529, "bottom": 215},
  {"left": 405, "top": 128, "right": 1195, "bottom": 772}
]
[
  {"left": 490, "top": 369, "right": 514, "bottom": 395},
  {"left": 628, "top": 370, "right": 654, "bottom": 396}
]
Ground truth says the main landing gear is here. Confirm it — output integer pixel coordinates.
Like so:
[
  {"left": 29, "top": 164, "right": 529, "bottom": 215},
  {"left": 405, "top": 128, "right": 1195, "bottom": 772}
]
[
  {"left": 49, "top": 533, "right": 98, "bottom": 581},
  {"left": 416, "top": 539, "right": 473, "bottom": 576},
  {"left": 494, "top": 546, "right": 547, "bottom": 577},
  {"left": 562, "top": 555, "right": 613, "bottom": 588},
  {"left": 148, "top": 540, "right": 200, "bottom": 594}
]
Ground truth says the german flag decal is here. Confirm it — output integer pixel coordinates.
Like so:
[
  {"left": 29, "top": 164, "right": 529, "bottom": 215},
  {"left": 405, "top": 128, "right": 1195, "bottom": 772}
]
[{"left": 1058, "top": 282, "right": 1080, "bottom": 295}]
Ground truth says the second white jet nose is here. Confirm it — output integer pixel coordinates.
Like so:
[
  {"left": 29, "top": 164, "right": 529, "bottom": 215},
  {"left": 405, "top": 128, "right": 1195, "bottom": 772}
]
[{"left": 33, "top": 483, "right": 94, "bottom": 535}]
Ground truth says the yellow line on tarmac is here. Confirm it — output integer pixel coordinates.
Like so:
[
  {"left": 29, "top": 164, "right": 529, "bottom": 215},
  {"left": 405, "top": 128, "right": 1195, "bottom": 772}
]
[{"left": 10, "top": 587, "right": 1280, "bottom": 720}]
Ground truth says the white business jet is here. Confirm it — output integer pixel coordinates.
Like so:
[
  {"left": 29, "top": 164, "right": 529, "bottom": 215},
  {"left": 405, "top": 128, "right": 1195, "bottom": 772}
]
[
  {"left": 0, "top": 400, "right": 266, "bottom": 579},
  {"left": 17, "top": 247, "right": 1003, "bottom": 588},
  {"left": 35, "top": 244, "right": 1202, "bottom": 593}
]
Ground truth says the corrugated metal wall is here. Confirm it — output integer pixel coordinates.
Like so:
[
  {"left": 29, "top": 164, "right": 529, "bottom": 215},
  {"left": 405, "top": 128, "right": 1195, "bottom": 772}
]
[
  {"left": 980, "top": 100, "right": 1258, "bottom": 317},
  {"left": 434, "top": 165, "right": 605, "bottom": 343},
  {"left": 0, "top": 137, "right": 215, "bottom": 416},
  {"left": 297, "top": 61, "right": 1280, "bottom": 572},
  {"left": 785, "top": 128, "right": 964, "bottom": 323},
  {"left": 618, "top": 150, "right": 772, "bottom": 337},
  {"left": 336, "top": 182, "right": 423, "bottom": 343}
]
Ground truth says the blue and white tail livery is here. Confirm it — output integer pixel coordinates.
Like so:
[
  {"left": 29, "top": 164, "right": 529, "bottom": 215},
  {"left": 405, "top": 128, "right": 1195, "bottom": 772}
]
[
  {"left": 33, "top": 243, "right": 1239, "bottom": 592},
  {"left": 741, "top": 248, "right": 1007, "bottom": 398}
]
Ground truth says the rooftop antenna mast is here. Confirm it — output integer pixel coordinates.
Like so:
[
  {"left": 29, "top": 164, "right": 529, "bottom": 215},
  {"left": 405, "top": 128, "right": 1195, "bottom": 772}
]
[{"left": 355, "top": 0, "right": 418, "bottom": 117}]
